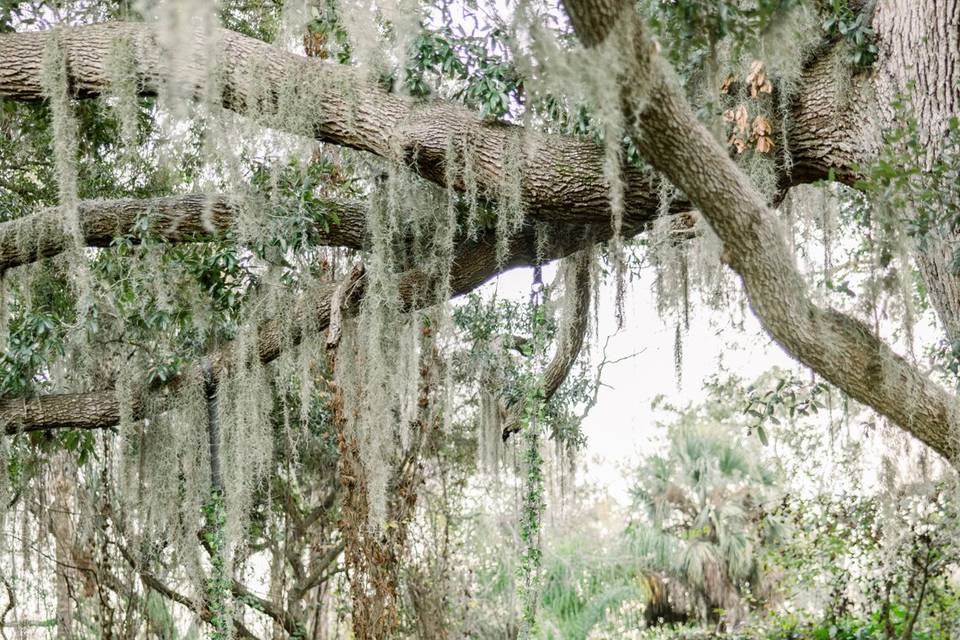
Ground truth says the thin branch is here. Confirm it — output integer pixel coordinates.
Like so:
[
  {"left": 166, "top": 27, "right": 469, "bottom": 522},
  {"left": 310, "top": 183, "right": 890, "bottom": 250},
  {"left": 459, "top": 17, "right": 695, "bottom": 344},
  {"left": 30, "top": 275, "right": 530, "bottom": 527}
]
[
  {"left": 115, "top": 543, "right": 261, "bottom": 640},
  {"left": 578, "top": 332, "right": 642, "bottom": 422},
  {"left": 0, "top": 22, "right": 670, "bottom": 229}
]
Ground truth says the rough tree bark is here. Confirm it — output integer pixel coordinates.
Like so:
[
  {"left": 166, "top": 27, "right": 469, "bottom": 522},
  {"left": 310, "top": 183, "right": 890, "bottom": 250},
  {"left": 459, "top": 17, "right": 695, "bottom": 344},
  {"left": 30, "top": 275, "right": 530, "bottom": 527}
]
[
  {"left": 1, "top": 2, "right": 959, "bottom": 637},
  {"left": 0, "top": 221, "right": 605, "bottom": 433},
  {"left": 557, "top": 0, "right": 960, "bottom": 461},
  {"left": 0, "top": 194, "right": 367, "bottom": 271}
]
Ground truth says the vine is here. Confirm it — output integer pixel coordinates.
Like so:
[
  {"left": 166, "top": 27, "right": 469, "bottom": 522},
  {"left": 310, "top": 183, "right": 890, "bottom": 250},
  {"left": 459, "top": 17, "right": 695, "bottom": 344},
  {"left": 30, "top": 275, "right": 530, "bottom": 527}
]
[
  {"left": 202, "top": 363, "right": 230, "bottom": 640},
  {"left": 517, "top": 266, "right": 548, "bottom": 634},
  {"left": 202, "top": 492, "right": 231, "bottom": 639}
]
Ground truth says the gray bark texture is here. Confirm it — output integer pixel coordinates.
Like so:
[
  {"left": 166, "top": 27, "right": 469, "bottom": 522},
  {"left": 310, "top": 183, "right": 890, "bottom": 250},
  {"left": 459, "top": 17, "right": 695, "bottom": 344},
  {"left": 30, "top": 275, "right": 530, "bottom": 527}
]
[{"left": 559, "top": 0, "right": 960, "bottom": 460}]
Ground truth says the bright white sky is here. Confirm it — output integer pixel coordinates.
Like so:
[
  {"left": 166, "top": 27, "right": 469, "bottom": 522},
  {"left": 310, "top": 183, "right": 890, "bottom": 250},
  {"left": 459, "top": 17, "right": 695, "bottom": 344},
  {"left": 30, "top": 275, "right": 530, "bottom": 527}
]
[{"left": 480, "top": 259, "right": 799, "bottom": 503}]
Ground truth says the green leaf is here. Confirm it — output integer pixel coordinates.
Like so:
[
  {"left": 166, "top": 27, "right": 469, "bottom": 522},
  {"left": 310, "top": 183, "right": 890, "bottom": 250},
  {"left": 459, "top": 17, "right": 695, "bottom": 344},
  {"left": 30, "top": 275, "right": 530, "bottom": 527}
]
[{"left": 756, "top": 425, "right": 769, "bottom": 446}]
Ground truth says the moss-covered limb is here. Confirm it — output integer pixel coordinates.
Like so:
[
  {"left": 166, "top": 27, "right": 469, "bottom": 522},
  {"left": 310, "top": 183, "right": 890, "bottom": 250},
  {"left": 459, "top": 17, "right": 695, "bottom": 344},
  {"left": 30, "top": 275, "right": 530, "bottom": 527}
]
[
  {"left": 331, "top": 313, "right": 441, "bottom": 639},
  {"left": 560, "top": 0, "right": 960, "bottom": 461},
  {"left": 198, "top": 462, "right": 334, "bottom": 638},
  {"left": 0, "top": 221, "right": 603, "bottom": 434},
  {"left": 0, "top": 21, "right": 878, "bottom": 223},
  {"left": 501, "top": 248, "right": 593, "bottom": 440},
  {"left": 0, "top": 21, "right": 670, "bottom": 228},
  {"left": 0, "top": 390, "right": 127, "bottom": 433},
  {"left": 230, "top": 577, "right": 306, "bottom": 637},
  {"left": 0, "top": 194, "right": 367, "bottom": 272},
  {"left": 783, "top": 41, "right": 875, "bottom": 185}
]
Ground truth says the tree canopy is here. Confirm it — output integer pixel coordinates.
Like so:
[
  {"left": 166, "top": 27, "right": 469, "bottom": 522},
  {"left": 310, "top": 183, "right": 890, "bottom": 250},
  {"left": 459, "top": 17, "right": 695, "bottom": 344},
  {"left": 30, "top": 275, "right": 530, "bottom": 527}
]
[{"left": 0, "top": 0, "right": 959, "bottom": 638}]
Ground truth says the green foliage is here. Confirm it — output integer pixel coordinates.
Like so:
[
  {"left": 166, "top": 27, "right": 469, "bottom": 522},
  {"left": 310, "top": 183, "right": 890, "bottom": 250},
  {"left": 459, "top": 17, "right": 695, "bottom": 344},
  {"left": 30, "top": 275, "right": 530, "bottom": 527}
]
[
  {"left": 643, "top": 0, "right": 797, "bottom": 75},
  {"left": 743, "top": 373, "right": 831, "bottom": 444},
  {"left": 452, "top": 287, "right": 591, "bottom": 452},
  {"left": 536, "top": 541, "right": 645, "bottom": 640},
  {"left": 855, "top": 90, "right": 960, "bottom": 380},
  {"left": 202, "top": 492, "right": 231, "bottom": 640},
  {"left": 627, "top": 408, "right": 784, "bottom": 624},
  {"left": 403, "top": 22, "right": 520, "bottom": 119},
  {"left": 304, "top": 0, "right": 352, "bottom": 64},
  {"left": 820, "top": 0, "right": 878, "bottom": 68},
  {"left": 518, "top": 272, "right": 550, "bottom": 633},
  {"left": 856, "top": 94, "right": 960, "bottom": 246}
]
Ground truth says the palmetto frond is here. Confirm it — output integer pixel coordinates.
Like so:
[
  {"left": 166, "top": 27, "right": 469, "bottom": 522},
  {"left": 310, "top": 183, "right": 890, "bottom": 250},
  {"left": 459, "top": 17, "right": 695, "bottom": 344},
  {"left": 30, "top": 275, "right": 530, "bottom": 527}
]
[{"left": 627, "top": 420, "right": 783, "bottom": 625}]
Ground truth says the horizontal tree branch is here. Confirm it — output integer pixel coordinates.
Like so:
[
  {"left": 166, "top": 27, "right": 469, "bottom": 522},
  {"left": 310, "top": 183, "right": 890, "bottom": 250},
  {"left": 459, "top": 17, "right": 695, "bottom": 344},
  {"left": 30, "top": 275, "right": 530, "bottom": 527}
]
[
  {"left": 0, "top": 194, "right": 367, "bottom": 272},
  {"left": 0, "top": 18, "right": 879, "bottom": 438},
  {"left": 0, "top": 22, "right": 669, "bottom": 228},
  {"left": 0, "top": 222, "right": 599, "bottom": 433}
]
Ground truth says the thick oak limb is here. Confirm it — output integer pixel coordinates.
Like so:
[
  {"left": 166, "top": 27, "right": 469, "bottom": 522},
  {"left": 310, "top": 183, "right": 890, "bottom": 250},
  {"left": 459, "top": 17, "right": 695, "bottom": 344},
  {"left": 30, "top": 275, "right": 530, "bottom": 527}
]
[
  {"left": 1, "top": 391, "right": 125, "bottom": 434},
  {"left": 0, "top": 21, "right": 869, "bottom": 246},
  {"left": 561, "top": 1, "right": 960, "bottom": 460},
  {"left": 0, "top": 22, "right": 664, "bottom": 228},
  {"left": 0, "top": 194, "right": 366, "bottom": 272},
  {"left": 0, "top": 223, "right": 598, "bottom": 433}
]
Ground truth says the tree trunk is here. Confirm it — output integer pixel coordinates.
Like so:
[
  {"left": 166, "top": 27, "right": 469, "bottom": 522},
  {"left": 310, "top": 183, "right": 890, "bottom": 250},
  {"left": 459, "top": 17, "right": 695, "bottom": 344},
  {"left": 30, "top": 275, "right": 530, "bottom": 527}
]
[
  {"left": 872, "top": 1, "right": 960, "bottom": 343},
  {"left": 47, "top": 453, "right": 77, "bottom": 639}
]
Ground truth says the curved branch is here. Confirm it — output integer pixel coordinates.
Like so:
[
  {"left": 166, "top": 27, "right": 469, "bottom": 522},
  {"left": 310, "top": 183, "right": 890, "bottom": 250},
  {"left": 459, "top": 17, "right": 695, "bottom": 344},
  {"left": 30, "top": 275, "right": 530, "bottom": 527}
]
[
  {"left": 0, "top": 222, "right": 600, "bottom": 433},
  {"left": 560, "top": 0, "right": 960, "bottom": 460},
  {"left": 501, "top": 247, "right": 593, "bottom": 438}
]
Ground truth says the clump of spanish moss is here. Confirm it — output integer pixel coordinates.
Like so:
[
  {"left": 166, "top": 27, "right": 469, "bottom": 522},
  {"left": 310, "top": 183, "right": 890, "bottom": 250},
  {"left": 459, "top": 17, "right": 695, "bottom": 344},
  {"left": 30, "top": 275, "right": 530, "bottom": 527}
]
[
  {"left": 40, "top": 33, "right": 80, "bottom": 244},
  {"left": 106, "top": 34, "right": 142, "bottom": 154},
  {"left": 496, "top": 132, "right": 526, "bottom": 267}
]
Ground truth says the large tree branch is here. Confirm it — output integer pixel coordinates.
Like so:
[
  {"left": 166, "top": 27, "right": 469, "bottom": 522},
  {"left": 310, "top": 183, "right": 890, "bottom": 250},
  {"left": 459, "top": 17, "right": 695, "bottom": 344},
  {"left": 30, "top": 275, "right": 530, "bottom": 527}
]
[
  {"left": 0, "top": 22, "right": 668, "bottom": 228},
  {"left": 0, "top": 19, "right": 868, "bottom": 266},
  {"left": 0, "top": 222, "right": 600, "bottom": 433},
  {"left": 0, "top": 194, "right": 366, "bottom": 271},
  {"left": 0, "top": 16, "right": 929, "bottom": 443},
  {"left": 559, "top": 0, "right": 960, "bottom": 460}
]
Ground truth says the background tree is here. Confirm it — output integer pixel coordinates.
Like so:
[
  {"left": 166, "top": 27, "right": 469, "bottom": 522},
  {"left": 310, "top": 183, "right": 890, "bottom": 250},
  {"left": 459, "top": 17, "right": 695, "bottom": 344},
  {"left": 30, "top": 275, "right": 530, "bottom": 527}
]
[{"left": 627, "top": 417, "right": 783, "bottom": 627}]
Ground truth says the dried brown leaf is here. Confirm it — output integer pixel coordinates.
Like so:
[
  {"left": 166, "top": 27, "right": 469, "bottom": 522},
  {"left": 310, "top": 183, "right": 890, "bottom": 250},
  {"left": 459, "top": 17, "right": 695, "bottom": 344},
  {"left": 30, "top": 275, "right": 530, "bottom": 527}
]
[
  {"left": 729, "top": 135, "right": 748, "bottom": 154},
  {"left": 752, "top": 115, "right": 773, "bottom": 137},
  {"left": 746, "top": 60, "right": 772, "bottom": 97},
  {"left": 720, "top": 74, "right": 735, "bottom": 95},
  {"left": 734, "top": 105, "right": 749, "bottom": 134}
]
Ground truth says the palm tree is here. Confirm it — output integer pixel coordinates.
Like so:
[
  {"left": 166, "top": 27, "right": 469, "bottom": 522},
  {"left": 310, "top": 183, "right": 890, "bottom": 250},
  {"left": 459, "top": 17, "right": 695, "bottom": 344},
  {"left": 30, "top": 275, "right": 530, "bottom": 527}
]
[{"left": 628, "top": 418, "right": 784, "bottom": 628}]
